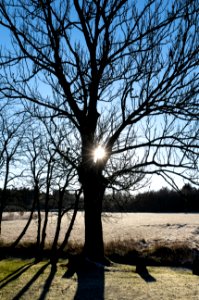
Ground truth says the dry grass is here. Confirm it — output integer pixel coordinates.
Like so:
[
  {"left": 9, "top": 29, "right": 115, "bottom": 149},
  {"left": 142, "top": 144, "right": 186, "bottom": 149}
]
[
  {"left": 1, "top": 212, "right": 199, "bottom": 266},
  {"left": 105, "top": 238, "right": 198, "bottom": 267},
  {"left": 2, "top": 211, "right": 38, "bottom": 221},
  {"left": 1, "top": 213, "right": 199, "bottom": 299},
  {"left": 0, "top": 237, "right": 197, "bottom": 268},
  {"left": 0, "top": 259, "right": 199, "bottom": 300},
  {"left": 1, "top": 212, "right": 199, "bottom": 249}
]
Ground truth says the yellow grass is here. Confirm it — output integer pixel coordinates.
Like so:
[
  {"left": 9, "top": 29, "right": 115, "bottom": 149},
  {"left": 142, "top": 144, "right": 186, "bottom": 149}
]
[
  {"left": 1, "top": 213, "right": 199, "bottom": 250},
  {"left": 0, "top": 259, "right": 199, "bottom": 300},
  {"left": 1, "top": 213, "right": 199, "bottom": 299}
]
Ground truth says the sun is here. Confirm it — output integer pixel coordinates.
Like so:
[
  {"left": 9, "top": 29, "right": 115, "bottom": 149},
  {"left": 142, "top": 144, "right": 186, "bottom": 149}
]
[{"left": 93, "top": 145, "right": 106, "bottom": 163}]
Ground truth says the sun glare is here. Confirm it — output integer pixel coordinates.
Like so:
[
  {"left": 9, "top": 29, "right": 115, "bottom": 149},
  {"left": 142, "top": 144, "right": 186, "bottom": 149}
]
[{"left": 93, "top": 145, "right": 106, "bottom": 163}]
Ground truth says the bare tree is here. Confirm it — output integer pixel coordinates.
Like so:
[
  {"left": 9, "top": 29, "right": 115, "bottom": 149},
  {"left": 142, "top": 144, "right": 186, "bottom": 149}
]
[
  {"left": 0, "top": 0, "right": 199, "bottom": 263},
  {"left": 25, "top": 127, "right": 46, "bottom": 249},
  {"left": 23, "top": 115, "right": 79, "bottom": 257},
  {"left": 0, "top": 103, "right": 25, "bottom": 233},
  {"left": 42, "top": 118, "right": 79, "bottom": 258}
]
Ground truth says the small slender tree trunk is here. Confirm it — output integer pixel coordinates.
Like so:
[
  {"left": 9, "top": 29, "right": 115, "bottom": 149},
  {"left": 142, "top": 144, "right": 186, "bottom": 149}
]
[
  {"left": 50, "top": 190, "right": 80, "bottom": 265},
  {"left": 0, "top": 160, "right": 10, "bottom": 235},
  {"left": 40, "top": 163, "right": 54, "bottom": 251},
  {"left": 51, "top": 191, "right": 63, "bottom": 252},
  {"left": 35, "top": 185, "right": 41, "bottom": 253},
  {"left": 50, "top": 190, "right": 64, "bottom": 263},
  {"left": 0, "top": 198, "right": 4, "bottom": 235},
  {"left": 0, "top": 189, "right": 9, "bottom": 235},
  {"left": 11, "top": 198, "right": 36, "bottom": 248},
  {"left": 40, "top": 190, "right": 50, "bottom": 251}
]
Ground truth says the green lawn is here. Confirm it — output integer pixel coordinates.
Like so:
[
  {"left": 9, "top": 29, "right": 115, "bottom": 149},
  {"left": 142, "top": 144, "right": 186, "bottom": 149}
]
[{"left": 0, "top": 259, "right": 198, "bottom": 300}]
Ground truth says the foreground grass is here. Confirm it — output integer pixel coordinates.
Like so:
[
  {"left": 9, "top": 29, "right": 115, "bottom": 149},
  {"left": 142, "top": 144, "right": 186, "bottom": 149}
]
[{"left": 0, "top": 259, "right": 199, "bottom": 300}]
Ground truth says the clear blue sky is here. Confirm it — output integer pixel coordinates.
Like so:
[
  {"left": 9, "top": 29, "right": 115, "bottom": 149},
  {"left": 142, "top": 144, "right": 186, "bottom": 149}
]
[{"left": 0, "top": 1, "right": 192, "bottom": 193}]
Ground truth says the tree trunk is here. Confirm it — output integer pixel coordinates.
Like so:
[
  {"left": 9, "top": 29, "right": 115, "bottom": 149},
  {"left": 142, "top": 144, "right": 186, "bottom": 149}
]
[
  {"left": 11, "top": 197, "right": 36, "bottom": 248},
  {"left": 79, "top": 124, "right": 108, "bottom": 264},
  {"left": 40, "top": 190, "right": 50, "bottom": 252},
  {"left": 0, "top": 201, "right": 3, "bottom": 235},
  {"left": 81, "top": 165, "right": 107, "bottom": 263},
  {"left": 0, "top": 189, "right": 8, "bottom": 235}
]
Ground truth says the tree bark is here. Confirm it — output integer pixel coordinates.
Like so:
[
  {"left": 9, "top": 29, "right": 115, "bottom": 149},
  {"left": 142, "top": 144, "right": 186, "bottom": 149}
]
[
  {"left": 81, "top": 164, "right": 107, "bottom": 263},
  {"left": 79, "top": 117, "right": 108, "bottom": 263}
]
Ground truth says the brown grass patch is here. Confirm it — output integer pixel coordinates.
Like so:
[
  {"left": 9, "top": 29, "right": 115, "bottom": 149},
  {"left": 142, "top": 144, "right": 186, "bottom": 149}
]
[
  {"left": 104, "top": 238, "right": 197, "bottom": 267},
  {"left": 0, "top": 237, "right": 197, "bottom": 267}
]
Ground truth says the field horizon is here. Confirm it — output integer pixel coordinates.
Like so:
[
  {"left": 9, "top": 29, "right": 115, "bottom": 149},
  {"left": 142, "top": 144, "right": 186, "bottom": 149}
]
[{"left": 1, "top": 212, "right": 199, "bottom": 266}]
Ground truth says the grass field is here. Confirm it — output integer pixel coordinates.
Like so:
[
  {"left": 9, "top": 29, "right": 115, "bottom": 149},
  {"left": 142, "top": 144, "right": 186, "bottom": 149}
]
[
  {"left": 0, "top": 258, "right": 199, "bottom": 300},
  {"left": 1, "top": 212, "right": 199, "bottom": 247},
  {"left": 1, "top": 213, "right": 199, "bottom": 299}
]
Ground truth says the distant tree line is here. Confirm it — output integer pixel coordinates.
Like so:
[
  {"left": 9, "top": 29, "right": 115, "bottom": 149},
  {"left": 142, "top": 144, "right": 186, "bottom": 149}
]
[
  {"left": 2, "top": 183, "right": 199, "bottom": 213},
  {"left": 0, "top": 187, "right": 78, "bottom": 211},
  {"left": 103, "top": 184, "right": 199, "bottom": 213}
]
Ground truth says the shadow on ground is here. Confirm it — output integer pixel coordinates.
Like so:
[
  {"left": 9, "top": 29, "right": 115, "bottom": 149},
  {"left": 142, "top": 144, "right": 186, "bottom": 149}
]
[
  {"left": 0, "top": 257, "right": 105, "bottom": 300},
  {"left": 11, "top": 262, "right": 52, "bottom": 300},
  {"left": 136, "top": 266, "right": 156, "bottom": 282},
  {"left": 0, "top": 260, "right": 55, "bottom": 300},
  {"left": 0, "top": 261, "right": 34, "bottom": 289},
  {"left": 63, "top": 258, "right": 105, "bottom": 300},
  {"left": 0, "top": 257, "right": 159, "bottom": 300}
]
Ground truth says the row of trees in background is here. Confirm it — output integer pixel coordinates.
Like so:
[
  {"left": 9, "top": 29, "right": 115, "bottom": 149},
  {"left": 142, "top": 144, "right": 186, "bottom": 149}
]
[
  {"left": 2, "top": 184, "right": 199, "bottom": 213},
  {"left": 0, "top": 187, "right": 77, "bottom": 211},
  {"left": 104, "top": 184, "right": 199, "bottom": 212}
]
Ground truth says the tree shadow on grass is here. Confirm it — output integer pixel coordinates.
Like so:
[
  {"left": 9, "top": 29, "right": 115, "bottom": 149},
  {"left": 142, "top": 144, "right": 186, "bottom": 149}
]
[
  {"left": 74, "top": 267, "right": 105, "bottom": 300},
  {"left": 0, "top": 261, "right": 34, "bottom": 290},
  {"left": 136, "top": 268, "right": 156, "bottom": 283},
  {"left": 63, "top": 258, "right": 105, "bottom": 300},
  {"left": 38, "top": 263, "right": 57, "bottom": 300},
  {"left": 1, "top": 260, "right": 58, "bottom": 300},
  {"left": 12, "top": 262, "right": 50, "bottom": 300},
  {"left": 135, "top": 260, "right": 156, "bottom": 283}
]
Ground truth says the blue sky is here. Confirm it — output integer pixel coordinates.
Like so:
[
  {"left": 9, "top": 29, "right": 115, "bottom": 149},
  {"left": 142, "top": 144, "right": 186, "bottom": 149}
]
[{"left": 0, "top": 1, "right": 196, "bottom": 192}]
